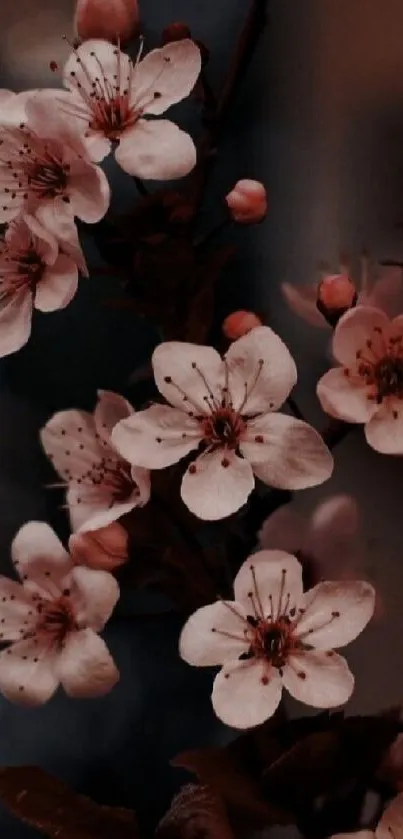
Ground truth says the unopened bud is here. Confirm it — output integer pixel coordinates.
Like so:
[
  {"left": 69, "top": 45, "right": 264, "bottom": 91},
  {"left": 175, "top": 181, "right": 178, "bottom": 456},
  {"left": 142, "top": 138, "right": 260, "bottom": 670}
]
[
  {"left": 317, "top": 273, "right": 357, "bottom": 326},
  {"left": 74, "top": 0, "right": 140, "bottom": 44},
  {"left": 223, "top": 311, "right": 263, "bottom": 340},
  {"left": 69, "top": 522, "right": 128, "bottom": 572},
  {"left": 225, "top": 180, "right": 268, "bottom": 224},
  {"left": 162, "top": 22, "right": 192, "bottom": 44}
]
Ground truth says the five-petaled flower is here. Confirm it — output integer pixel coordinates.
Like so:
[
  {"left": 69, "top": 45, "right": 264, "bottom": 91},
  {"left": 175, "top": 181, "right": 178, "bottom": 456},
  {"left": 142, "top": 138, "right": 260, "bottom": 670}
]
[
  {"left": 0, "top": 521, "right": 119, "bottom": 705},
  {"left": 0, "top": 213, "right": 81, "bottom": 357},
  {"left": 0, "top": 95, "right": 110, "bottom": 227},
  {"left": 41, "top": 390, "right": 151, "bottom": 532},
  {"left": 330, "top": 790, "right": 403, "bottom": 839},
  {"left": 180, "top": 550, "right": 375, "bottom": 729},
  {"left": 57, "top": 38, "right": 201, "bottom": 179},
  {"left": 317, "top": 306, "right": 403, "bottom": 454},
  {"left": 111, "top": 326, "right": 333, "bottom": 521}
]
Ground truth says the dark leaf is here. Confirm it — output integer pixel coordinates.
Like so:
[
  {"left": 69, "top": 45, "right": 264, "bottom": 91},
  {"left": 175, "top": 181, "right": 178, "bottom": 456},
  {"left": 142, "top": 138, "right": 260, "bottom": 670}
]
[
  {"left": 0, "top": 766, "right": 138, "bottom": 839},
  {"left": 156, "top": 784, "right": 234, "bottom": 839}
]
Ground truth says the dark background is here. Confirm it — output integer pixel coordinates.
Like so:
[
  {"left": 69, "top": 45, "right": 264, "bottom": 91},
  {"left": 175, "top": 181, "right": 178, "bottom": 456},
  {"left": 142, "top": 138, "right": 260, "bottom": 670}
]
[{"left": 1, "top": 1, "right": 403, "bottom": 835}]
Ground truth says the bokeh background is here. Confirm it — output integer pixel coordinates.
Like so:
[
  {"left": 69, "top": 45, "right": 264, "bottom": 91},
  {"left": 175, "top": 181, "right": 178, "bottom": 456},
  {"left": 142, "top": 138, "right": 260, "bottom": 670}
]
[{"left": 1, "top": 0, "right": 403, "bottom": 835}]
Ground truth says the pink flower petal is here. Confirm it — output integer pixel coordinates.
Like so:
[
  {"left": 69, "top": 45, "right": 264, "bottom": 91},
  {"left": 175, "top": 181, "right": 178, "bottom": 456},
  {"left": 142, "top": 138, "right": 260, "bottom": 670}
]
[
  {"left": 23, "top": 213, "right": 59, "bottom": 264},
  {"left": 69, "top": 565, "right": 119, "bottom": 631},
  {"left": 281, "top": 282, "right": 328, "bottom": 328},
  {"left": 212, "top": 658, "right": 283, "bottom": 729},
  {"left": 152, "top": 341, "right": 224, "bottom": 413},
  {"left": 296, "top": 580, "right": 375, "bottom": 649},
  {"left": 69, "top": 488, "right": 143, "bottom": 533},
  {"left": 365, "top": 402, "right": 403, "bottom": 454},
  {"left": 67, "top": 157, "right": 110, "bottom": 222},
  {"left": 366, "top": 266, "right": 403, "bottom": 319},
  {"left": 0, "top": 578, "right": 38, "bottom": 641},
  {"left": 377, "top": 792, "right": 403, "bottom": 839},
  {"left": 34, "top": 204, "right": 89, "bottom": 277},
  {"left": 64, "top": 39, "right": 131, "bottom": 102},
  {"left": 282, "top": 649, "right": 354, "bottom": 708},
  {"left": 56, "top": 628, "right": 119, "bottom": 698},
  {"left": 332, "top": 306, "right": 390, "bottom": 366},
  {"left": 0, "top": 638, "right": 59, "bottom": 706},
  {"left": 241, "top": 413, "right": 333, "bottom": 490},
  {"left": 316, "top": 368, "right": 377, "bottom": 423},
  {"left": 111, "top": 404, "right": 201, "bottom": 469},
  {"left": 94, "top": 389, "right": 134, "bottom": 442},
  {"left": 41, "top": 408, "right": 107, "bottom": 484},
  {"left": 132, "top": 39, "right": 201, "bottom": 116},
  {"left": 179, "top": 601, "right": 249, "bottom": 667},
  {"left": 11, "top": 522, "right": 72, "bottom": 599},
  {"left": 34, "top": 254, "right": 78, "bottom": 312},
  {"left": 226, "top": 325, "right": 297, "bottom": 415},
  {"left": 181, "top": 448, "right": 255, "bottom": 521},
  {"left": 0, "top": 290, "right": 33, "bottom": 358},
  {"left": 258, "top": 506, "right": 309, "bottom": 555},
  {"left": 115, "top": 119, "right": 196, "bottom": 180},
  {"left": 308, "top": 495, "right": 362, "bottom": 576},
  {"left": 233, "top": 550, "right": 303, "bottom": 616}
]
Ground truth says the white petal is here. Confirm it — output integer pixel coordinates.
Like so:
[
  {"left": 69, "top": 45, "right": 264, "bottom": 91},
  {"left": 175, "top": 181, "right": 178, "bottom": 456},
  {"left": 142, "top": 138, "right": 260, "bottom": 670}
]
[
  {"left": 111, "top": 404, "right": 201, "bottom": 469},
  {"left": 367, "top": 266, "right": 403, "bottom": 318},
  {"left": 332, "top": 306, "right": 390, "bottom": 366},
  {"left": 152, "top": 341, "right": 224, "bottom": 413},
  {"left": 115, "top": 119, "right": 196, "bottom": 180},
  {"left": 212, "top": 659, "right": 283, "bottom": 729},
  {"left": 69, "top": 488, "right": 143, "bottom": 533},
  {"left": 40, "top": 408, "right": 106, "bottom": 483},
  {"left": 316, "top": 368, "right": 376, "bottom": 423},
  {"left": 0, "top": 290, "right": 33, "bottom": 357},
  {"left": 296, "top": 580, "right": 375, "bottom": 649},
  {"left": 181, "top": 449, "right": 255, "bottom": 521},
  {"left": 282, "top": 649, "right": 354, "bottom": 708},
  {"left": 308, "top": 495, "right": 362, "bottom": 575},
  {"left": 281, "top": 282, "right": 328, "bottom": 328},
  {"left": 377, "top": 792, "right": 403, "bottom": 839},
  {"left": 94, "top": 389, "right": 134, "bottom": 443},
  {"left": 34, "top": 204, "right": 88, "bottom": 276},
  {"left": 226, "top": 326, "right": 297, "bottom": 415},
  {"left": 258, "top": 506, "right": 309, "bottom": 555},
  {"left": 0, "top": 578, "right": 38, "bottom": 641},
  {"left": 0, "top": 639, "right": 59, "bottom": 706},
  {"left": 132, "top": 40, "right": 201, "bottom": 115},
  {"left": 23, "top": 212, "right": 59, "bottom": 264},
  {"left": 365, "top": 402, "right": 403, "bottom": 454},
  {"left": 67, "top": 158, "right": 110, "bottom": 223},
  {"left": 241, "top": 413, "right": 334, "bottom": 490},
  {"left": 34, "top": 254, "right": 78, "bottom": 312},
  {"left": 69, "top": 565, "right": 119, "bottom": 631},
  {"left": 179, "top": 601, "right": 249, "bottom": 666},
  {"left": 64, "top": 39, "right": 131, "bottom": 101},
  {"left": 56, "top": 628, "right": 119, "bottom": 698},
  {"left": 234, "top": 550, "right": 303, "bottom": 617},
  {"left": 11, "top": 522, "right": 71, "bottom": 599}
]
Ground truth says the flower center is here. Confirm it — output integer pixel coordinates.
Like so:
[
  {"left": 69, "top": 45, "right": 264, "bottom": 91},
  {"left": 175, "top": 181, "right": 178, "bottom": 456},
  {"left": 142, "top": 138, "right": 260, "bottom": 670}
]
[
  {"left": 1, "top": 247, "right": 44, "bottom": 294},
  {"left": 88, "top": 96, "right": 139, "bottom": 140},
  {"left": 201, "top": 407, "right": 246, "bottom": 450},
  {"left": 249, "top": 616, "right": 295, "bottom": 668},
  {"left": 345, "top": 325, "right": 403, "bottom": 405},
  {"left": 27, "top": 156, "right": 68, "bottom": 199},
  {"left": 373, "top": 357, "right": 403, "bottom": 401},
  {"left": 36, "top": 595, "right": 77, "bottom": 647}
]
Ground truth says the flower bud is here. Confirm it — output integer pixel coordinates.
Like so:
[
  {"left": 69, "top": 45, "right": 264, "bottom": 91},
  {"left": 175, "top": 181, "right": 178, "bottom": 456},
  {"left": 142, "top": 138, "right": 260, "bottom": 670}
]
[
  {"left": 74, "top": 0, "right": 140, "bottom": 44},
  {"left": 222, "top": 311, "right": 263, "bottom": 340},
  {"left": 161, "top": 22, "right": 192, "bottom": 44},
  {"left": 317, "top": 272, "right": 357, "bottom": 326},
  {"left": 69, "top": 522, "right": 128, "bottom": 572},
  {"left": 225, "top": 180, "right": 268, "bottom": 224}
]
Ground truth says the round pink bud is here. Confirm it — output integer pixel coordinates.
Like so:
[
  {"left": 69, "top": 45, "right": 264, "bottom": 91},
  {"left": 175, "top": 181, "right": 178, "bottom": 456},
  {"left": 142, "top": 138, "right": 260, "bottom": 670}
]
[
  {"left": 225, "top": 180, "right": 268, "bottom": 224},
  {"left": 222, "top": 310, "right": 263, "bottom": 340},
  {"left": 317, "top": 273, "right": 357, "bottom": 325},
  {"left": 69, "top": 522, "right": 129, "bottom": 572},
  {"left": 74, "top": 0, "right": 140, "bottom": 44}
]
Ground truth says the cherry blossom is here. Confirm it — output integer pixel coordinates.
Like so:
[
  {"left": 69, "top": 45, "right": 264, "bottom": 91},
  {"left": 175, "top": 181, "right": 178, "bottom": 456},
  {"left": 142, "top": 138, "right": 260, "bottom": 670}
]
[
  {"left": 111, "top": 326, "right": 333, "bottom": 521},
  {"left": 57, "top": 38, "right": 201, "bottom": 178},
  {"left": 317, "top": 306, "right": 403, "bottom": 454},
  {"left": 330, "top": 790, "right": 403, "bottom": 839},
  {"left": 0, "top": 95, "right": 110, "bottom": 226},
  {"left": 180, "top": 549, "right": 375, "bottom": 729},
  {"left": 0, "top": 521, "right": 119, "bottom": 705},
  {"left": 0, "top": 213, "right": 81, "bottom": 357},
  {"left": 41, "top": 390, "right": 151, "bottom": 532}
]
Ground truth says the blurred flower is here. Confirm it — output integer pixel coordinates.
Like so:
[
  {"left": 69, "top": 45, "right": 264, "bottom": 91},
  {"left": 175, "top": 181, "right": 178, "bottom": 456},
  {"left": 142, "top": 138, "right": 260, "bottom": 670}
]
[
  {"left": 180, "top": 549, "right": 375, "bottom": 729},
  {"left": 57, "top": 38, "right": 201, "bottom": 179},
  {"left": 222, "top": 311, "right": 263, "bottom": 340},
  {"left": 0, "top": 521, "right": 119, "bottom": 705},
  {"left": 162, "top": 23, "right": 192, "bottom": 44},
  {"left": 112, "top": 326, "right": 333, "bottom": 522},
  {"left": 225, "top": 179, "right": 268, "bottom": 224},
  {"left": 331, "top": 790, "right": 403, "bottom": 839},
  {"left": 69, "top": 521, "right": 128, "bottom": 572},
  {"left": 0, "top": 96, "right": 110, "bottom": 227},
  {"left": 75, "top": 0, "right": 139, "bottom": 44},
  {"left": 0, "top": 214, "right": 80, "bottom": 357},
  {"left": 41, "top": 390, "right": 151, "bottom": 532},
  {"left": 317, "top": 306, "right": 403, "bottom": 454}
]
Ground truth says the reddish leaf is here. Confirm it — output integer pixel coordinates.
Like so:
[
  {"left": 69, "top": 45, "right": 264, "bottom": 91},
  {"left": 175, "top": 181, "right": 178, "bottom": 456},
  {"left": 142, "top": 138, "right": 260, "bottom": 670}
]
[{"left": 156, "top": 784, "right": 234, "bottom": 839}]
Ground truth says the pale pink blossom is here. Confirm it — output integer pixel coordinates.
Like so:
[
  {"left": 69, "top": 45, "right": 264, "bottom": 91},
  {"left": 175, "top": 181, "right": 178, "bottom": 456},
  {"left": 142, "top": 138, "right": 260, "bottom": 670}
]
[
  {"left": 56, "top": 38, "right": 201, "bottom": 179},
  {"left": 0, "top": 89, "right": 37, "bottom": 127},
  {"left": 222, "top": 311, "right": 263, "bottom": 341},
  {"left": 282, "top": 262, "right": 403, "bottom": 328},
  {"left": 75, "top": 0, "right": 139, "bottom": 44},
  {"left": 0, "top": 214, "right": 81, "bottom": 357},
  {"left": 225, "top": 180, "right": 268, "bottom": 224},
  {"left": 69, "top": 521, "right": 128, "bottom": 572},
  {"left": 41, "top": 390, "right": 151, "bottom": 532},
  {"left": 111, "top": 326, "right": 333, "bottom": 522},
  {"left": 0, "top": 521, "right": 119, "bottom": 705},
  {"left": 0, "top": 95, "right": 110, "bottom": 226},
  {"left": 180, "top": 549, "right": 375, "bottom": 729},
  {"left": 330, "top": 790, "right": 403, "bottom": 839},
  {"left": 317, "top": 306, "right": 403, "bottom": 454}
]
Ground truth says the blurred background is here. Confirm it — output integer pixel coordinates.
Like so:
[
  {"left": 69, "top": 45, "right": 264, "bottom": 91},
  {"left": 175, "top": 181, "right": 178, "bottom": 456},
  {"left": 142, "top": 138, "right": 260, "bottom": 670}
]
[{"left": 1, "top": 0, "right": 403, "bottom": 835}]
